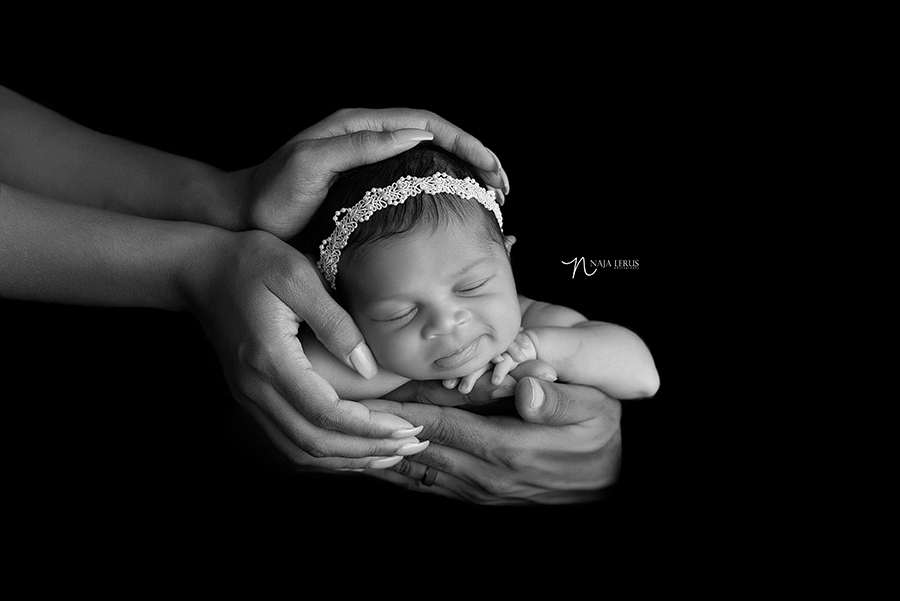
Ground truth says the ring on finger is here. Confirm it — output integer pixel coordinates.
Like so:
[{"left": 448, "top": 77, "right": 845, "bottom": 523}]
[{"left": 421, "top": 466, "right": 438, "bottom": 487}]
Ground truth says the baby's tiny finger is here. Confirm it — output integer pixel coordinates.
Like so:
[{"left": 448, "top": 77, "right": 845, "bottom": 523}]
[
  {"left": 443, "top": 378, "right": 459, "bottom": 389},
  {"left": 491, "top": 361, "right": 512, "bottom": 385}
]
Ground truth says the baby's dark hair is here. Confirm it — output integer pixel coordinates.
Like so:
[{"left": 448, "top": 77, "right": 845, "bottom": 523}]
[{"left": 293, "top": 143, "right": 506, "bottom": 291}]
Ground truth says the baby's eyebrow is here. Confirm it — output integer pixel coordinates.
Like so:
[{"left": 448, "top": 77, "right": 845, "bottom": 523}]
[
  {"left": 452, "top": 257, "right": 491, "bottom": 279},
  {"left": 363, "top": 297, "right": 412, "bottom": 316}
]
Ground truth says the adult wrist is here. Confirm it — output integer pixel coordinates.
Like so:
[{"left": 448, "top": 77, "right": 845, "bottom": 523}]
[
  {"left": 186, "top": 164, "right": 252, "bottom": 232},
  {"left": 174, "top": 222, "right": 239, "bottom": 314}
]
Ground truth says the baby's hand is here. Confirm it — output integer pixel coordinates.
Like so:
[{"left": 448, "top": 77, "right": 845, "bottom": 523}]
[
  {"left": 490, "top": 330, "right": 539, "bottom": 385},
  {"left": 442, "top": 363, "right": 491, "bottom": 394},
  {"left": 441, "top": 331, "right": 544, "bottom": 393}
]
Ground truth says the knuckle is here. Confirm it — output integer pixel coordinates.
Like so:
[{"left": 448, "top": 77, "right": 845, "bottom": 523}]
[
  {"left": 491, "top": 439, "right": 526, "bottom": 471},
  {"left": 289, "top": 141, "right": 319, "bottom": 168},
  {"left": 390, "top": 458, "right": 417, "bottom": 478},
  {"left": 310, "top": 404, "right": 340, "bottom": 431},
  {"left": 416, "top": 384, "right": 456, "bottom": 407},
  {"left": 594, "top": 401, "right": 623, "bottom": 446},
  {"left": 314, "top": 305, "right": 353, "bottom": 344},
  {"left": 236, "top": 338, "right": 276, "bottom": 378},
  {"left": 578, "top": 401, "right": 623, "bottom": 453},
  {"left": 282, "top": 448, "right": 313, "bottom": 468},
  {"left": 480, "top": 473, "right": 514, "bottom": 497},
  {"left": 427, "top": 409, "right": 460, "bottom": 446},
  {"left": 331, "top": 107, "right": 354, "bottom": 120},
  {"left": 545, "top": 383, "right": 571, "bottom": 424},
  {"left": 303, "top": 435, "right": 333, "bottom": 459}
]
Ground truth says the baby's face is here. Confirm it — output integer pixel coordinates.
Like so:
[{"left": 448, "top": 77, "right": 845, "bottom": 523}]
[{"left": 340, "top": 223, "right": 521, "bottom": 381}]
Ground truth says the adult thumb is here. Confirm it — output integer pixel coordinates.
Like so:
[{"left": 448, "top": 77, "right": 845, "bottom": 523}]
[
  {"left": 322, "top": 129, "right": 435, "bottom": 174},
  {"left": 300, "top": 277, "right": 378, "bottom": 380},
  {"left": 515, "top": 377, "right": 613, "bottom": 426}
]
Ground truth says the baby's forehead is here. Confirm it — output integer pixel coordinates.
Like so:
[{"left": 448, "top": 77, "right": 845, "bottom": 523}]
[{"left": 342, "top": 227, "right": 505, "bottom": 298}]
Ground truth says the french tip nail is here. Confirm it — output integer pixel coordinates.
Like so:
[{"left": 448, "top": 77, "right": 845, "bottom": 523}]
[
  {"left": 486, "top": 147, "right": 510, "bottom": 195},
  {"left": 369, "top": 456, "right": 404, "bottom": 469},
  {"left": 349, "top": 343, "right": 378, "bottom": 380},
  {"left": 393, "top": 128, "right": 434, "bottom": 145},
  {"left": 486, "top": 147, "right": 502, "bottom": 175},
  {"left": 397, "top": 440, "right": 430, "bottom": 456},
  {"left": 391, "top": 425, "right": 424, "bottom": 439}
]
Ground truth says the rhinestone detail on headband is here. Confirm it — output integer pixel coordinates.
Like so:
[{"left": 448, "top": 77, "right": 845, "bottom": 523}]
[{"left": 318, "top": 172, "right": 503, "bottom": 289}]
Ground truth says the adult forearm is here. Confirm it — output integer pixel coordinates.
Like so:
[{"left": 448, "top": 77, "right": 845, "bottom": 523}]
[
  {"left": 0, "top": 182, "right": 220, "bottom": 310},
  {"left": 0, "top": 86, "right": 247, "bottom": 230}
]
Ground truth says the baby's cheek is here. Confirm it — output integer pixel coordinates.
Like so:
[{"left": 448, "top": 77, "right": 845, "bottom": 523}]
[
  {"left": 498, "top": 309, "right": 523, "bottom": 349},
  {"left": 371, "top": 336, "right": 431, "bottom": 380}
]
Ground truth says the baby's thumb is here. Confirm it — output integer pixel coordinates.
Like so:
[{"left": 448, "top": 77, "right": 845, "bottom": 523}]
[{"left": 323, "top": 129, "right": 435, "bottom": 174}]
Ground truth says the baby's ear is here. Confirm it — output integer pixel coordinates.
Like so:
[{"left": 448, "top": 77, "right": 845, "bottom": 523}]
[{"left": 504, "top": 235, "right": 517, "bottom": 253}]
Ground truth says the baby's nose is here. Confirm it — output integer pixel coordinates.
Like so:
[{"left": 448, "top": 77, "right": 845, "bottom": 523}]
[{"left": 422, "top": 308, "right": 471, "bottom": 339}]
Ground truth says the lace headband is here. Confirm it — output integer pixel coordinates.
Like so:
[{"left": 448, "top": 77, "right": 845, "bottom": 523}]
[{"left": 318, "top": 172, "right": 503, "bottom": 289}]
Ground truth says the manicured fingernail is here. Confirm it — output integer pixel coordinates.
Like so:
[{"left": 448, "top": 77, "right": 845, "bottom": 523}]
[
  {"left": 486, "top": 148, "right": 510, "bottom": 194},
  {"left": 349, "top": 343, "right": 378, "bottom": 380},
  {"left": 538, "top": 373, "right": 557, "bottom": 382},
  {"left": 369, "top": 456, "right": 404, "bottom": 469},
  {"left": 393, "top": 128, "right": 434, "bottom": 145},
  {"left": 397, "top": 440, "right": 430, "bottom": 456},
  {"left": 391, "top": 425, "right": 424, "bottom": 439},
  {"left": 486, "top": 147, "right": 503, "bottom": 175},
  {"left": 529, "top": 380, "right": 544, "bottom": 409}
]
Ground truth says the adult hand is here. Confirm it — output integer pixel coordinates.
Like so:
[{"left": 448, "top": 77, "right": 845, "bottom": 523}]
[
  {"left": 183, "top": 108, "right": 510, "bottom": 468},
  {"left": 359, "top": 377, "right": 623, "bottom": 505},
  {"left": 240, "top": 108, "right": 510, "bottom": 239},
  {"left": 185, "top": 227, "right": 429, "bottom": 470}
]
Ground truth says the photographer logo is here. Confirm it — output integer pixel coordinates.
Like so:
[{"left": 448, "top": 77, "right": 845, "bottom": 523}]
[{"left": 562, "top": 257, "right": 639, "bottom": 278}]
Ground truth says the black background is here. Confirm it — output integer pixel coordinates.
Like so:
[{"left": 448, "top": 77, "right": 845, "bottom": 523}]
[{"left": 2, "top": 38, "right": 735, "bottom": 554}]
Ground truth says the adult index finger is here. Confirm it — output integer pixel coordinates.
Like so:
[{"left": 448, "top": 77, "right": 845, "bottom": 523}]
[
  {"left": 307, "top": 108, "right": 508, "bottom": 195},
  {"left": 359, "top": 399, "right": 521, "bottom": 462}
]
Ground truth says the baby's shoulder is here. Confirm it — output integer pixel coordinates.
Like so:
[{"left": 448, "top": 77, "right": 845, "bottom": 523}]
[{"left": 518, "top": 295, "right": 588, "bottom": 328}]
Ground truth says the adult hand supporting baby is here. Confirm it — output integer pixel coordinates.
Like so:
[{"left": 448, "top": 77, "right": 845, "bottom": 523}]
[
  {"left": 206, "top": 108, "right": 510, "bottom": 469},
  {"left": 359, "top": 378, "right": 623, "bottom": 505},
  {"left": 1, "top": 87, "right": 510, "bottom": 471},
  {"left": 240, "top": 107, "right": 510, "bottom": 240}
]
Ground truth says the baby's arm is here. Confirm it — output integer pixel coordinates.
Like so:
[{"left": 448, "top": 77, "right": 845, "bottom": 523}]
[
  {"left": 298, "top": 325, "right": 410, "bottom": 401},
  {"left": 493, "top": 298, "right": 660, "bottom": 399}
]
